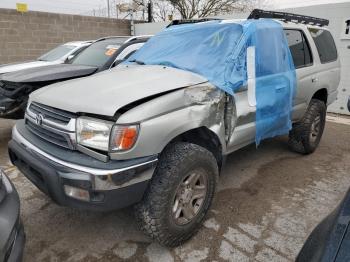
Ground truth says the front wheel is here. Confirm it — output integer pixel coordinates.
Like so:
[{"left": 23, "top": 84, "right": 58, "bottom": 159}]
[
  {"left": 134, "top": 142, "right": 218, "bottom": 247},
  {"left": 288, "top": 99, "right": 327, "bottom": 154}
]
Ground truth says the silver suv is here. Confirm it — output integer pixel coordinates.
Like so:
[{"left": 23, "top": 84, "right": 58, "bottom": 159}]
[{"left": 8, "top": 11, "right": 340, "bottom": 247}]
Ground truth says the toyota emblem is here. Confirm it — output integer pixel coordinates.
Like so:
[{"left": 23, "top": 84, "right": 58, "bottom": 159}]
[{"left": 35, "top": 114, "right": 44, "bottom": 126}]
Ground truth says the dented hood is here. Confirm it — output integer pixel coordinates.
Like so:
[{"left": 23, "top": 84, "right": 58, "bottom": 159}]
[
  {"left": 31, "top": 65, "right": 208, "bottom": 117},
  {"left": 1, "top": 64, "right": 98, "bottom": 83}
]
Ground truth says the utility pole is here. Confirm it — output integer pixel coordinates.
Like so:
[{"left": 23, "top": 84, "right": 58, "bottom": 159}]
[
  {"left": 107, "top": 0, "right": 110, "bottom": 18},
  {"left": 147, "top": 0, "right": 153, "bottom": 22},
  {"left": 130, "top": 9, "right": 135, "bottom": 36}
]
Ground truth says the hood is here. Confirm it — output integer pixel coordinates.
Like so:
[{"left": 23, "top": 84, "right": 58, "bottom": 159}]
[
  {"left": 0, "top": 60, "right": 58, "bottom": 75},
  {"left": 1, "top": 64, "right": 98, "bottom": 83},
  {"left": 31, "top": 65, "right": 208, "bottom": 117}
]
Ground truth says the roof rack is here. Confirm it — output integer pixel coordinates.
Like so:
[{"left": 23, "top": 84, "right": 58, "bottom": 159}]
[
  {"left": 166, "top": 18, "right": 220, "bottom": 28},
  {"left": 248, "top": 9, "right": 329, "bottom": 27}
]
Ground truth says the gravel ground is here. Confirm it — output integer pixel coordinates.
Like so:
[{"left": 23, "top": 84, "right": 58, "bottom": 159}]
[{"left": 0, "top": 116, "right": 349, "bottom": 262}]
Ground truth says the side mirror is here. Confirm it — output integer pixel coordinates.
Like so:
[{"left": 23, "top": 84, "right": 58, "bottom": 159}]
[
  {"left": 247, "top": 46, "right": 256, "bottom": 107},
  {"left": 65, "top": 55, "right": 75, "bottom": 63}
]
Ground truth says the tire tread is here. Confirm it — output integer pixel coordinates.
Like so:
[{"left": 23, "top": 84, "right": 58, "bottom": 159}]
[
  {"left": 288, "top": 99, "right": 326, "bottom": 154},
  {"left": 134, "top": 142, "right": 218, "bottom": 247}
]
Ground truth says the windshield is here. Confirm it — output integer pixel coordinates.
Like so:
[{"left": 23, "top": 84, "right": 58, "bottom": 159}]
[
  {"left": 38, "top": 44, "right": 76, "bottom": 62},
  {"left": 71, "top": 38, "right": 127, "bottom": 67}
]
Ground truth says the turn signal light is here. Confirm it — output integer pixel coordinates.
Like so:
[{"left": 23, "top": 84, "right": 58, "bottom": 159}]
[{"left": 111, "top": 125, "right": 139, "bottom": 151}]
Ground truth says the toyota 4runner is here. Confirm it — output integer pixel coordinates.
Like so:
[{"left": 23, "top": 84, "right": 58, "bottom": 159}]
[{"left": 8, "top": 10, "right": 341, "bottom": 247}]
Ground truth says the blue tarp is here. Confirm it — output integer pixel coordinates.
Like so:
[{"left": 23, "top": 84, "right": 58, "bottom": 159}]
[
  {"left": 246, "top": 21, "right": 297, "bottom": 144},
  {"left": 126, "top": 19, "right": 296, "bottom": 145}
]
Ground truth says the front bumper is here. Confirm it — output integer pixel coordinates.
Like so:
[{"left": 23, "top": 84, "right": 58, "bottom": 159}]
[
  {"left": 6, "top": 222, "right": 25, "bottom": 262},
  {"left": 0, "top": 170, "right": 25, "bottom": 262},
  {"left": 8, "top": 125, "right": 158, "bottom": 211}
]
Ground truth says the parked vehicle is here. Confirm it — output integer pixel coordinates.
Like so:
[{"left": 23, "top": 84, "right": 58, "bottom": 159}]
[
  {"left": 0, "top": 169, "right": 25, "bottom": 262},
  {"left": 0, "top": 41, "right": 92, "bottom": 75},
  {"left": 297, "top": 189, "right": 350, "bottom": 262},
  {"left": 8, "top": 10, "right": 340, "bottom": 247},
  {"left": 0, "top": 35, "right": 150, "bottom": 119}
]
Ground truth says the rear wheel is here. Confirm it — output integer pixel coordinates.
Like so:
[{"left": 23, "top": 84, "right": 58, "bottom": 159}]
[
  {"left": 134, "top": 142, "right": 218, "bottom": 247},
  {"left": 288, "top": 99, "right": 326, "bottom": 154}
]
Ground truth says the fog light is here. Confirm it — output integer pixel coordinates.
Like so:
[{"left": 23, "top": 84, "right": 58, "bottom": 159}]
[{"left": 64, "top": 185, "right": 90, "bottom": 202}]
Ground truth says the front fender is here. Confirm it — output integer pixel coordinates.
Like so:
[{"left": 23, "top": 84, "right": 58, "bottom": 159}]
[
  {"left": 110, "top": 104, "right": 225, "bottom": 160},
  {"left": 110, "top": 85, "right": 226, "bottom": 160}
]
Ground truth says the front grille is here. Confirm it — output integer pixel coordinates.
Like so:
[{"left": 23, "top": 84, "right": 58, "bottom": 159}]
[
  {"left": 25, "top": 102, "right": 76, "bottom": 150},
  {"left": 26, "top": 120, "right": 72, "bottom": 149},
  {"left": 29, "top": 102, "right": 75, "bottom": 125}
]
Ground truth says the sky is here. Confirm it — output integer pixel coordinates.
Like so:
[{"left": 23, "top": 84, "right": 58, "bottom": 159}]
[
  {"left": 271, "top": 0, "right": 350, "bottom": 8},
  {"left": 0, "top": 0, "right": 350, "bottom": 15},
  {"left": 0, "top": 0, "right": 109, "bottom": 15}
]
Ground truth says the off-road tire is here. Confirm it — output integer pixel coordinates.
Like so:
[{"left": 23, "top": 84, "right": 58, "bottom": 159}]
[
  {"left": 134, "top": 142, "right": 219, "bottom": 247},
  {"left": 288, "top": 99, "right": 326, "bottom": 154}
]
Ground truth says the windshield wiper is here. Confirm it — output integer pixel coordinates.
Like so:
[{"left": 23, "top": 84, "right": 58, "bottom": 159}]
[{"left": 129, "top": 59, "right": 145, "bottom": 65}]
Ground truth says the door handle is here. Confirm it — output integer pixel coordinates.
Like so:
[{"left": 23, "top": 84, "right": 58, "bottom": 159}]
[{"left": 312, "top": 77, "right": 318, "bottom": 83}]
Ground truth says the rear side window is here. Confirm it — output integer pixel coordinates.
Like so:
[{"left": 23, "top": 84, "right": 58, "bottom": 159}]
[
  {"left": 308, "top": 29, "right": 338, "bottom": 63},
  {"left": 284, "top": 30, "right": 313, "bottom": 69}
]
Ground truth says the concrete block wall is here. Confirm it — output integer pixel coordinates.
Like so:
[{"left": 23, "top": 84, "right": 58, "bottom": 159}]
[{"left": 0, "top": 8, "right": 131, "bottom": 64}]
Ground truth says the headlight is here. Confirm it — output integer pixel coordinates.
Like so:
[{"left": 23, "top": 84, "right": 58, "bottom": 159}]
[
  {"left": 76, "top": 117, "right": 139, "bottom": 152},
  {"left": 110, "top": 124, "right": 139, "bottom": 151},
  {"left": 76, "top": 117, "right": 113, "bottom": 151}
]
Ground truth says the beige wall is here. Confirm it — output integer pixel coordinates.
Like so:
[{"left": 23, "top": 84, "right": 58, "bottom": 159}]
[{"left": 0, "top": 8, "right": 131, "bottom": 64}]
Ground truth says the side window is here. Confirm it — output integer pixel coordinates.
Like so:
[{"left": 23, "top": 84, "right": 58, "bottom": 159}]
[
  {"left": 124, "top": 50, "right": 137, "bottom": 60},
  {"left": 111, "top": 50, "right": 137, "bottom": 68},
  {"left": 308, "top": 29, "right": 338, "bottom": 63},
  {"left": 116, "top": 42, "right": 145, "bottom": 61},
  {"left": 284, "top": 29, "right": 313, "bottom": 69}
]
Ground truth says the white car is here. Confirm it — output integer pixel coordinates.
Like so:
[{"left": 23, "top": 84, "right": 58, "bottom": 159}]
[{"left": 0, "top": 41, "right": 92, "bottom": 75}]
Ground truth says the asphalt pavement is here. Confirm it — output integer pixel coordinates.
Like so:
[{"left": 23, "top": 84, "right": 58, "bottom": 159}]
[{"left": 0, "top": 117, "right": 349, "bottom": 262}]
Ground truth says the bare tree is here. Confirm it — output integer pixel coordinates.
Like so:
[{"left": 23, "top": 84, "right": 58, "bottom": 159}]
[
  {"left": 165, "top": 0, "right": 261, "bottom": 19},
  {"left": 153, "top": 0, "right": 176, "bottom": 21},
  {"left": 130, "top": 0, "right": 272, "bottom": 22},
  {"left": 133, "top": 0, "right": 147, "bottom": 20}
]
